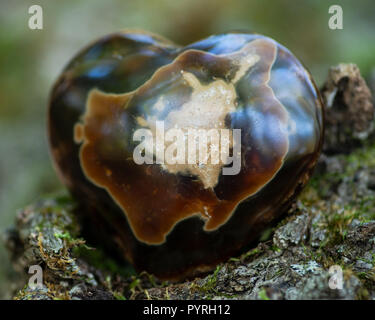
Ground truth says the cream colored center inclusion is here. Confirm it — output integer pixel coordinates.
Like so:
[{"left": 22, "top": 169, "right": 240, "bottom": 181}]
[{"left": 139, "top": 43, "right": 260, "bottom": 189}]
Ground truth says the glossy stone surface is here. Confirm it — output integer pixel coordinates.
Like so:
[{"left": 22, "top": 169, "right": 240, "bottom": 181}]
[{"left": 48, "top": 30, "right": 324, "bottom": 279}]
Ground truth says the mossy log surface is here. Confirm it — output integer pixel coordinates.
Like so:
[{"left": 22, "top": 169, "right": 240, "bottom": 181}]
[{"left": 4, "top": 63, "right": 375, "bottom": 300}]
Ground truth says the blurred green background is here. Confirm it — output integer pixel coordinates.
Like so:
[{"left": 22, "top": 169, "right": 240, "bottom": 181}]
[{"left": 0, "top": 0, "right": 374, "bottom": 298}]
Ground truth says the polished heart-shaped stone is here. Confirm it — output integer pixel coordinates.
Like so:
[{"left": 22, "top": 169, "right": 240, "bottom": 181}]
[{"left": 48, "top": 30, "right": 324, "bottom": 279}]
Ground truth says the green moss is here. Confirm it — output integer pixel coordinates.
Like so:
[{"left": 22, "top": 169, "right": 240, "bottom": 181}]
[
  {"left": 201, "top": 265, "right": 221, "bottom": 293},
  {"left": 194, "top": 265, "right": 236, "bottom": 299},
  {"left": 128, "top": 277, "right": 141, "bottom": 291},
  {"left": 113, "top": 292, "right": 126, "bottom": 300},
  {"left": 54, "top": 231, "right": 73, "bottom": 240},
  {"left": 258, "top": 288, "right": 270, "bottom": 300},
  {"left": 299, "top": 142, "right": 375, "bottom": 249}
]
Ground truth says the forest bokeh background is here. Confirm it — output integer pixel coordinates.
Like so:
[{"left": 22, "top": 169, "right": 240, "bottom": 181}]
[{"left": 0, "top": 0, "right": 374, "bottom": 298}]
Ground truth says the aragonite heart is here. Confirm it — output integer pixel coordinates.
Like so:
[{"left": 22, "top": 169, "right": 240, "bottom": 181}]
[{"left": 48, "top": 30, "right": 324, "bottom": 280}]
